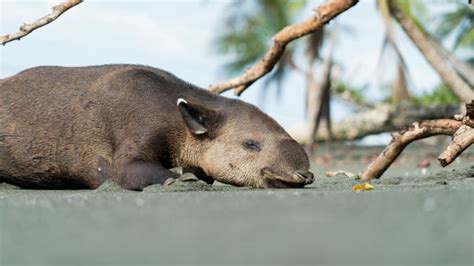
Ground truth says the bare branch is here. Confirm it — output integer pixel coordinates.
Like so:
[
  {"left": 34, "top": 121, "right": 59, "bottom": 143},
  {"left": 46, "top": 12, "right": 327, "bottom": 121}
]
[
  {"left": 359, "top": 101, "right": 474, "bottom": 181},
  {"left": 438, "top": 124, "right": 474, "bottom": 166},
  {"left": 359, "top": 119, "right": 462, "bottom": 181},
  {"left": 0, "top": 0, "right": 83, "bottom": 45},
  {"left": 208, "top": 0, "right": 359, "bottom": 96}
]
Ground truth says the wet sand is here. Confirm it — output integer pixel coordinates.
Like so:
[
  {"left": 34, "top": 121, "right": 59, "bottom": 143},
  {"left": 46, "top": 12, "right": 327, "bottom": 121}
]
[{"left": 1, "top": 144, "right": 473, "bottom": 265}]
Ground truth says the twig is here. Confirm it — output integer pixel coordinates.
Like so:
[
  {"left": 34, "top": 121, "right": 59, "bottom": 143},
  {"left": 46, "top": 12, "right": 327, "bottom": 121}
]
[
  {"left": 208, "top": 0, "right": 359, "bottom": 96},
  {"left": 0, "top": 0, "right": 83, "bottom": 45}
]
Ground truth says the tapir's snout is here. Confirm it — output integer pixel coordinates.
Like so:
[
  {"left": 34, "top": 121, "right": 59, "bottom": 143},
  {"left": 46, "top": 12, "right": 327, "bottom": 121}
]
[{"left": 261, "top": 167, "right": 314, "bottom": 188}]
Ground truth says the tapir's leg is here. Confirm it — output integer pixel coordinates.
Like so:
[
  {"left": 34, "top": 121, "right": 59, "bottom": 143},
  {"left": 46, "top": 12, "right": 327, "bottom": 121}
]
[
  {"left": 181, "top": 166, "right": 214, "bottom": 185},
  {"left": 113, "top": 161, "right": 179, "bottom": 191}
]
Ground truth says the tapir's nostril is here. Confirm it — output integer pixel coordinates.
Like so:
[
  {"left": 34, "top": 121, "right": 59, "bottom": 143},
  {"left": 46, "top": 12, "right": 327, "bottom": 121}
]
[{"left": 295, "top": 170, "right": 314, "bottom": 184}]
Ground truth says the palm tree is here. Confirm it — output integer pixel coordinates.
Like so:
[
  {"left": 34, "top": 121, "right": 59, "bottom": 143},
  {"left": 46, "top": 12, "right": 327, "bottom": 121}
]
[
  {"left": 215, "top": 0, "right": 334, "bottom": 150},
  {"left": 214, "top": 0, "right": 306, "bottom": 98},
  {"left": 410, "top": 0, "right": 474, "bottom": 87},
  {"left": 387, "top": 0, "right": 474, "bottom": 101},
  {"left": 434, "top": 0, "right": 474, "bottom": 52},
  {"left": 376, "top": 0, "right": 411, "bottom": 104}
]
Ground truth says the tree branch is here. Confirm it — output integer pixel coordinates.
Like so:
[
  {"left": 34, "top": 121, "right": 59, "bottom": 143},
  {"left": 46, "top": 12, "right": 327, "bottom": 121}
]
[
  {"left": 0, "top": 0, "right": 83, "bottom": 45},
  {"left": 208, "top": 0, "right": 359, "bottom": 96},
  {"left": 438, "top": 124, "right": 474, "bottom": 166},
  {"left": 359, "top": 119, "right": 462, "bottom": 181},
  {"left": 359, "top": 101, "right": 474, "bottom": 181}
]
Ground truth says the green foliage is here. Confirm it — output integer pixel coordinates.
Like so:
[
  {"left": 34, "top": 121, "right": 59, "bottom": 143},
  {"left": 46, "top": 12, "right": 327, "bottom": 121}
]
[
  {"left": 411, "top": 83, "right": 460, "bottom": 105},
  {"left": 396, "top": 0, "right": 429, "bottom": 25},
  {"left": 214, "top": 0, "right": 307, "bottom": 97},
  {"left": 434, "top": 1, "right": 474, "bottom": 50},
  {"left": 467, "top": 57, "right": 474, "bottom": 67},
  {"left": 215, "top": 0, "right": 305, "bottom": 74},
  {"left": 334, "top": 82, "right": 367, "bottom": 106},
  {"left": 400, "top": 0, "right": 474, "bottom": 51}
]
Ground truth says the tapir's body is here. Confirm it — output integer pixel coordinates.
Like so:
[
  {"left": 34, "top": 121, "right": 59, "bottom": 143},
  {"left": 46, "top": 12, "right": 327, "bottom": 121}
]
[{"left": 0, "top": 65, "right": 313, "bottom": 190}]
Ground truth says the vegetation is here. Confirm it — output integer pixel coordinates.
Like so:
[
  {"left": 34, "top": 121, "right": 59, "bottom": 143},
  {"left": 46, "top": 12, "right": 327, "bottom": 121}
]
[
  {"left": 215, "top": 0, "right": 307, "bottom": 95},
  {"left": 412, "top": 84, "right": 459, "bottom": 106},
  {"left": 214, "top": 0, "right": 473, "bottom": 144}
]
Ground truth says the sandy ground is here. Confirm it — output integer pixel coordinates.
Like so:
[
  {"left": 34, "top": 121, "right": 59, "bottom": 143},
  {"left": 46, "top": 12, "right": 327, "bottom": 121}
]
[{"left": 1, "top": 144, "right": 473, "bottom": 265}]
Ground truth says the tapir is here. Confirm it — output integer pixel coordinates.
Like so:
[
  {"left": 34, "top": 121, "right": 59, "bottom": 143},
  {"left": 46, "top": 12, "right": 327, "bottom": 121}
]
[{"left": 0, "top": 65, "right": 314, "bottom": 190}]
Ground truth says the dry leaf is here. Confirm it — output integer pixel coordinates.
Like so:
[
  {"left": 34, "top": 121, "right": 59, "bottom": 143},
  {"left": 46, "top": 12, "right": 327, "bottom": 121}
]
[{"left": 352, "top": 182, "right": 374, "bottom": 192}]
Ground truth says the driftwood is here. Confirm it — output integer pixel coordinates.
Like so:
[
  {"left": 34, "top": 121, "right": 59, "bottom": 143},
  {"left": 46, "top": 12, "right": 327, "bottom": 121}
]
[
  {"left": 208, "top": 0, "right": 359, "bottom": 96},
  {"left": 360, "top": 101, "right": 474, "bottom": 181},
  {"left": 0, "top": 0, "right": 82, "bottom": 45},
  {"left": 313, "top": 103, "right": 461, "bottom": 142}
]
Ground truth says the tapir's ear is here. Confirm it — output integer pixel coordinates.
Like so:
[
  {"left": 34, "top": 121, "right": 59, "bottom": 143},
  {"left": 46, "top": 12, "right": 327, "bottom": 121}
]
[{"left": 177, "top": 98, "right": 220, "bottom": 137}]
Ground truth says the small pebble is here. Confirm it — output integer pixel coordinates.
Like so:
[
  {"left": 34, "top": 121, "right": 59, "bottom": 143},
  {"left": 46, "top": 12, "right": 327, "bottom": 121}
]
[
  {"left": 417, "top": 159, "right": 430, "bottom": 168},
  {"left": 454, "top": 114, "right": 464, "bottom": 120}
]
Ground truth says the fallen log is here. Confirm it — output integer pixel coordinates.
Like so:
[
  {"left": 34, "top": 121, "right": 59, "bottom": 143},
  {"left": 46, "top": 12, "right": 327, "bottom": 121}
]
[
  {"left": 359, "top": 101, "right": 474, "bottom": 181},
  {"left": 313, "top": 103, "right": 461, "bottom": 142}
]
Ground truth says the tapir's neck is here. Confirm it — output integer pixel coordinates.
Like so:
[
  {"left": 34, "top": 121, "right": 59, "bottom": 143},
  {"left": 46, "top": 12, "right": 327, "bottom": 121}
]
[
  {"left": 168, "top": 87, "right": 221, "bottom": 169},
  {"left": 169, "top": 124, "right": 203, "bottom": 171}
]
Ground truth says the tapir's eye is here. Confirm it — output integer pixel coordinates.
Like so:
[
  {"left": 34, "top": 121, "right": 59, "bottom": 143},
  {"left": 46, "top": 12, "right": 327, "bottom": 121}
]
[{"left": 243, "top": 140, "right": 261, "bottom": 152}]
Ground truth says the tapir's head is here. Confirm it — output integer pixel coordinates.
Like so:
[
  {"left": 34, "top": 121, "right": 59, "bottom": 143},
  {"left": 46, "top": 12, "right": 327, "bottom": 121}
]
[{"left": 177, "top": 97, "right": 314, "bottom": 188}]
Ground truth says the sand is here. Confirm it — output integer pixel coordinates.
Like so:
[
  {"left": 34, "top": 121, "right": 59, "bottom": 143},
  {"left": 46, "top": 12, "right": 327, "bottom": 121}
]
[{"left": 1, "top": 144, "right": 473, "bottom": 265}]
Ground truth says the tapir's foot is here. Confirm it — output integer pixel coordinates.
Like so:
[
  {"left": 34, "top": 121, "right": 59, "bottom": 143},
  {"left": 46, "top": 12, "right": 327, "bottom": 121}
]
[
  {"left": 114, "top": 161, "right": 179, "bottom": 190},
  {"left": 170, "top": 167, "right": 214, "bottom": 185},
  {"left": 164, "top": 172, "right": 199, "bottom": 186}
]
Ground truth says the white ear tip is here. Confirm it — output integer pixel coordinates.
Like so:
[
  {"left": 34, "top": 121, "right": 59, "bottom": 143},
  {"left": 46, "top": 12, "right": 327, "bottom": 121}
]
[{"left": 177, "top": 98, "right": 188, "bottom": 106}]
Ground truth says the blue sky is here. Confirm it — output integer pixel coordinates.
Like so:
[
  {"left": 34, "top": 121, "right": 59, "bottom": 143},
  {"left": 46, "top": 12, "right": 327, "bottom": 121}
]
[{"left": 0, "top": 0, "right": 442, "bottom": 142}]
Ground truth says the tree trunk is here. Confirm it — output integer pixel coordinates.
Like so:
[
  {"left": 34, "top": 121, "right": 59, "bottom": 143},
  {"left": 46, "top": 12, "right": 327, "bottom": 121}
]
[
  {"left": 388, "top": 0, "right": 474, "bottom": 102},
  {"left": 391, "top": 65, "right": 411, "bottom": 104},
  {"left": 306, "top": 30, "right": 336, "bottom": 151},
  {"left": 432, "top": 38, "right": 474, "bottom": 87},
  {"left": 311, "top": 67, "right": 332, "bottom": 145}
]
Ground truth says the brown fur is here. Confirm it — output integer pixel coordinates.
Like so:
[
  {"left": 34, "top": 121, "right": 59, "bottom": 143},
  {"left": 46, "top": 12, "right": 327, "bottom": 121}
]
[{"left": 0, "top": 65, "right": 313, "bottom": 190}]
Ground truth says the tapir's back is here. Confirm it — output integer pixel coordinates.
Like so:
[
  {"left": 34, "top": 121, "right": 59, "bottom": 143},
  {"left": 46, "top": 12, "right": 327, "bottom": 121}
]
[{"left": 0, "top": 65, "right": 192, "bottom": 188}]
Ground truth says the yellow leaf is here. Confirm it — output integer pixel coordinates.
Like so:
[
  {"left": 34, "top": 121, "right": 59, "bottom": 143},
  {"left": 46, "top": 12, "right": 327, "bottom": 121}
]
[{"left": 352, "top": 182, "right": 374, "bottom": 192}]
